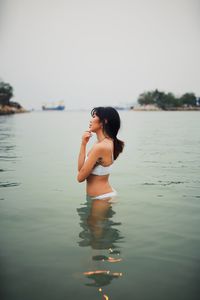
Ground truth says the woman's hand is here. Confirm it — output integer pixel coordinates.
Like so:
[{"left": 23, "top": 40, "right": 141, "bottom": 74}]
[{"left": 81, "top": 130, "right": 92, "bottom": 145}]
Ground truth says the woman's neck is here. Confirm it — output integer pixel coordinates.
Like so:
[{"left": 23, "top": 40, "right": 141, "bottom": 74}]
[
  {"left": 96, "top": 132, "right": 106, "bottom": 142},
  {"left": 96, "top": 130, "right": 111, "bottom": 142}
]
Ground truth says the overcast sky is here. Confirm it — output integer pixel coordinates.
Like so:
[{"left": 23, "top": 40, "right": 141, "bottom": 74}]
[{"left": 0, "top": 0, "right": 200, "bottom": 110}]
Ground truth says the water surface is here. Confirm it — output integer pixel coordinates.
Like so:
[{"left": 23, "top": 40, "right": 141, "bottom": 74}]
[{"left": 0, "top": 111, "right": 200, "bottom": 300}]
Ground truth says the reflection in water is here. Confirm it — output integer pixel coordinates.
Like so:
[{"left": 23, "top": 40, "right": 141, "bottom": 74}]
[
  {"left": 0, "top": 117, "right": 20, "bottom": 192},
  {"left": 77, "top": 196, "right": 124, "bottom": 297}
]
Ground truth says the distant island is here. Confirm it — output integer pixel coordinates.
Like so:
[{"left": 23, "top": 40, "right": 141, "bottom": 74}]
[
  {"left": 0, "top": 81, "right": 27, "bottom": 115},
  {"left": 1, "top": 82, "right": 200, "bottom": 114},
  {"left": 133, "top": 89, "right": 200, "bottom": 111}
]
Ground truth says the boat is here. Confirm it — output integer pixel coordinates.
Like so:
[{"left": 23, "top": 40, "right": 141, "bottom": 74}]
[{"left": 42, "top": 101, "right": 65, "bottom": 111}]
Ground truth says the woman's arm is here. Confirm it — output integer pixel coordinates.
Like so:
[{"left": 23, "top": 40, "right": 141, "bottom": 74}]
[
  {"left": 78, "top": 130, "right": 92, "bottom": 172},
  {"left": 77, "top": 144, "right": 101, "bottom": 182},
  {"left": 78, "top": 142, "right": 87, "bottom": 171}
]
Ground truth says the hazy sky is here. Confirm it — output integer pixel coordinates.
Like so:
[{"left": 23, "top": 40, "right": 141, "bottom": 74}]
[{"left": 0, "top": 0, "right": 200, "bottom": 109}]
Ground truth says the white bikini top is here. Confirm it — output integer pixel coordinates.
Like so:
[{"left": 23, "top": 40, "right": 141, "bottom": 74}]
[
  {"left": 86, "top": 146, "right": 114, "bottom": 176},
  {"left": 91, "top": 159, "right": 113, "bottom": 176}
]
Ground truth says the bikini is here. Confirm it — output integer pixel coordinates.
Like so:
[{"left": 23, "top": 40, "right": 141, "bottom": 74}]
[
  {"left": 86, "top": 146, "right": 117, "bottom": 200},
  {"left": 91, "top": 189, "right": 117, "bottom": 200},
  {"left": 90, "top": 158, "right": 113, "bottom": 176}
]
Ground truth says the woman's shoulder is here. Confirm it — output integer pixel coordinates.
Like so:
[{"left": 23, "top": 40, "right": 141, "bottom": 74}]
[
  {"left": 89, "top": 142, "right": 107, "bottom": 155},
  {"left": 91, "top": 139, "right": 113, "bottom": 152},
  {"left": 91, "top": 142, "right": 104, "bottom": 152},
  {"left": 96, "top": 141, "right": 113, "bottom": 155},
  {"left": 88, "top": 143, "right": 103, "bottom": 156}
]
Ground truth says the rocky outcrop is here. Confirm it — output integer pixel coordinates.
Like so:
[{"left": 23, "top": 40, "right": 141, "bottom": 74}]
[{"left": 0, "top": 103, "right": 27, "bottom": 115}]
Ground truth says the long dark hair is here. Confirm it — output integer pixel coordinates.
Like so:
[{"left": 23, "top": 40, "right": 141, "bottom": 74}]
[{"left": 91, "top": 106, "right": 124, "bottom": 160}]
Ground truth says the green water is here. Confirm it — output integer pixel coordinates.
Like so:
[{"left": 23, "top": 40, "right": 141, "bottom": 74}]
[{"left": 0, "top": 111, "right": 200, "bottom": 300}]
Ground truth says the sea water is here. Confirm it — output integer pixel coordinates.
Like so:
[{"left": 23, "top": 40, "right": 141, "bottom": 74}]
[{"left": 0, "top": 110, "right": 200, "bottom": 300}]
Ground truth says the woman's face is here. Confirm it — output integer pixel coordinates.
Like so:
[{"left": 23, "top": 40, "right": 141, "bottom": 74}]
[{"left": 89, "top": 113, "right": 102, "bottom": 132}]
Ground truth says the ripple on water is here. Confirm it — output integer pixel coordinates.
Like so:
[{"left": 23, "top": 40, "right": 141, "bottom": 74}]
[
  {"left": 143, "top": 180, "right": 185, "bottom": 186},
  {"left": 0, "top": 155, "right": 18, "bottom": 160},
  {"left": 0, "top": 182, "right": 20, "bottom": 188}
]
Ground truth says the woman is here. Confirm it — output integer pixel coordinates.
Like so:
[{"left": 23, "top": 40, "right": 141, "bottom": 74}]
[{"left": 77, "top": 106, "right": 124, "bottom": 199}]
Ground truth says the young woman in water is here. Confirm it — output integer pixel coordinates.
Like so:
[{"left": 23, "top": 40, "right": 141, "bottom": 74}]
[{"left": 77, "top": 106, "right": 124, "bottom": 199}]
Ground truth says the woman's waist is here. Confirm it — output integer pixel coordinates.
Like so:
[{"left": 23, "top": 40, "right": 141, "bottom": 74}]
[
  {"left": 86, "top": 177, "right": 112, "bottom": 197},
  {"left": 87, "top": 174, "right": 110, "bottom": 183},
  {"left": 87, "top": 187, "right": 117, "bottom": 199}
]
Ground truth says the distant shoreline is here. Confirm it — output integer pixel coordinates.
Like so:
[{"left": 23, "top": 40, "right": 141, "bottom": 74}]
[
  {"left": 132, "top": 105, "right": 200, "bottom": 111},
  {"left": 0, "top": 105, "right": 28, "bottom": 115},
  {"left": 1, "top": 105, "right": 200, "bottom": 115}
]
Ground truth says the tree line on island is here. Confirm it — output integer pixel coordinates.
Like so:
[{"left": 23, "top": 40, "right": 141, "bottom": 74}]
[
  {"left": 138, "top": 89, "right": 199, "bottom": 110},
  {"left": 0, "top": 80, "right": 200, "bottom": 114},
  {"left": 0, "top": 80, "right": 25, "bottom": 115}
]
